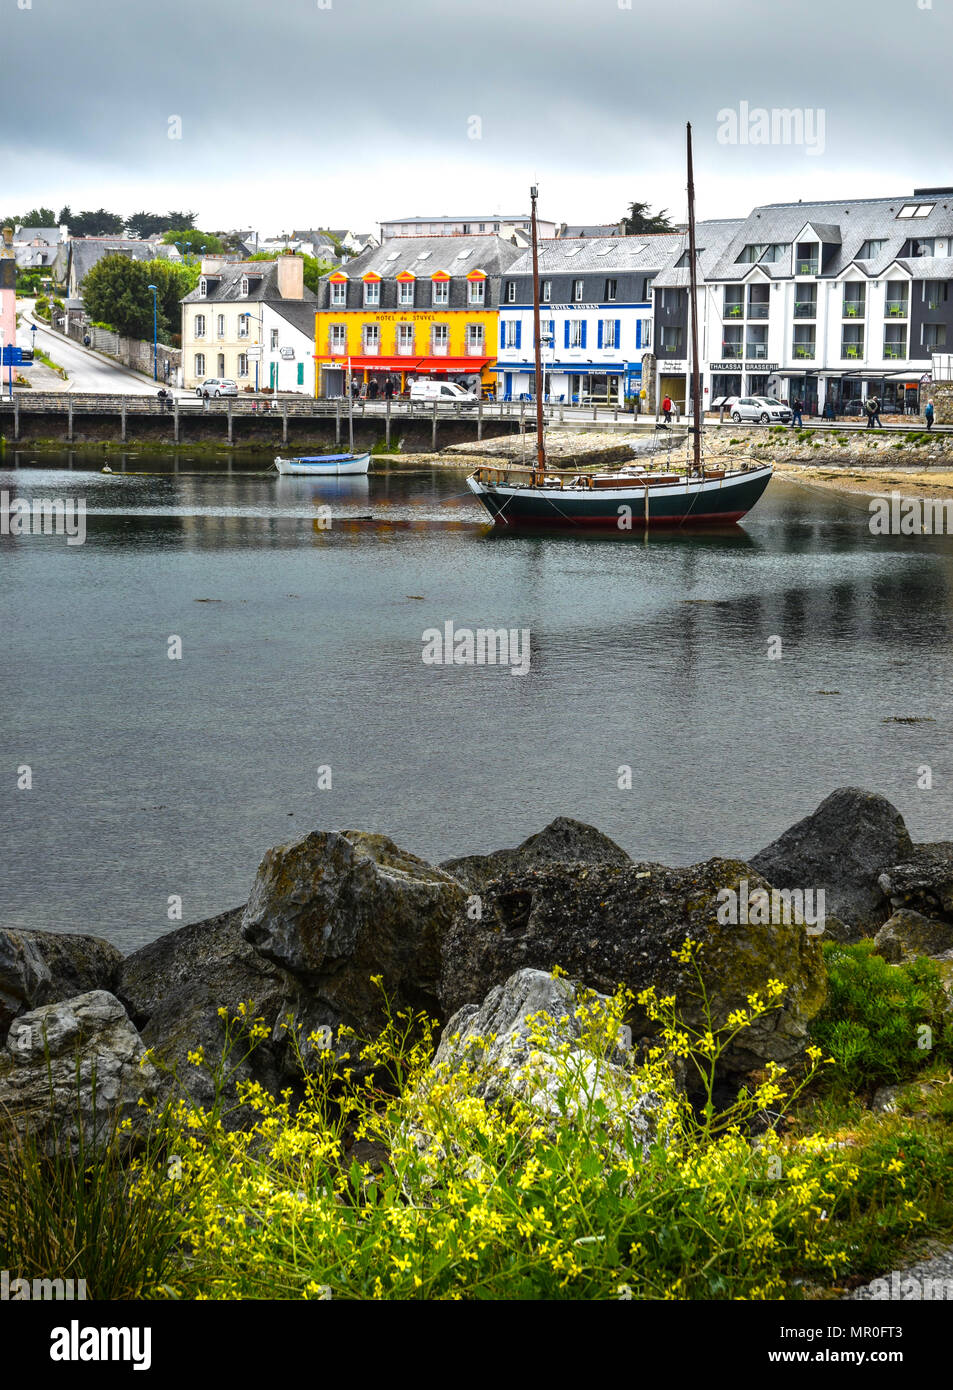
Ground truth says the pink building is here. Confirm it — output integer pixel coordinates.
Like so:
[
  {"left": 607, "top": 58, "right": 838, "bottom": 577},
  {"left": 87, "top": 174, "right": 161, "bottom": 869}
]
[{"left": 0, "top": 227, "right": 17, "bottom": 364}]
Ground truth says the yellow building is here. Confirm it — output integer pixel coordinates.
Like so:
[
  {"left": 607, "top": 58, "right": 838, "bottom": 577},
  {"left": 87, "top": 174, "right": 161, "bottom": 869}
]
[{"left": 313, "top": 234, "right": 522, "bottom": 398}]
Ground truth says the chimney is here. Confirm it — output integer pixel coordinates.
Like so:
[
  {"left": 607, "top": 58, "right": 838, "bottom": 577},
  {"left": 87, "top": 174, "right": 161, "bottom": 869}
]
[{"left": 276, "top": 251, "right": 304, "bottom": 299}]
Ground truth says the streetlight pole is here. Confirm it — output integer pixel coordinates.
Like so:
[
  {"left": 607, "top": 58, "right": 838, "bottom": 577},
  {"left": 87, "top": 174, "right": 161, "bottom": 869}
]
[{"left": 147, "top": 284, "right": 158, "bottom": 380}]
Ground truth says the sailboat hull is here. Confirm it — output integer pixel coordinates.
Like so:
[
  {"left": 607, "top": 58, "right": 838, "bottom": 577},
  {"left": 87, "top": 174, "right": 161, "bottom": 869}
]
[{"left": 466, "top": 464, "right": 773, "bottom": 529}]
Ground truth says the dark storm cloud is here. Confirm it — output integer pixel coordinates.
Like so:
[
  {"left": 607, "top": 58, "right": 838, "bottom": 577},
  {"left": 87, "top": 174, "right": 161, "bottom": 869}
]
[{"left": 3, "top": 0, "right": 951, "bottom": 228}]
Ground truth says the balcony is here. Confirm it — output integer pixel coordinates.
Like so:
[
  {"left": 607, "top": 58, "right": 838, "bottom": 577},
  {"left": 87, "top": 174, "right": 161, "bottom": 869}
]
[
  {"left": 793, "top": 300, "right": 816, "bottom": 319},
  {"left": 720, "top": 342, "right": 743, "bottom": 359},
  {"left": 745, "top": 341, "right": 768, "bottom": 359},
  {"left": 796, "top": 258, "right": 819, "bottom": 276},
  {"left": 842, "top": 301, "right": 865, "bottom": 319},
  {"left": 885, "top": 301, "right": 908, "bottom": 318},
  {"left": 841, "top": 342, "right": 863, "bottom": 360},
  {"left": 792, "top": 341, "right": 816, "bottom": 360},
  {"left": 724, "top": 303, "right": 744, "bottom": 319},
  {"left": 660, "top": 338, "right": 683, "bottom": 356},
  {"left": 882, "top": 340, "right": 907, "bottom": 360}
]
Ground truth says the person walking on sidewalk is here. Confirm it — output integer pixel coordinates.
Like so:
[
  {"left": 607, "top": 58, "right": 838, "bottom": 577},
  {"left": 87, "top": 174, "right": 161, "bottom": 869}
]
[
  {"left": 790, "top": 396, "right": 803, "bottom": 428},
  {"left": 865, "top": 394, "right": 882, "bottom": 429},
  {"left": 661, "top": 394, "right": 673, "bottom": 426},
  {"left": 925, "top": 399, "right": 935, "bottom": 432}
]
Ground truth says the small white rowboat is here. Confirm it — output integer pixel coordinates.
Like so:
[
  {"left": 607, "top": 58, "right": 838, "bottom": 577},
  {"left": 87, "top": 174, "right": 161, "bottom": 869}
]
[{"left": 274, "top": 452, "right": 371, "bottom": 476}]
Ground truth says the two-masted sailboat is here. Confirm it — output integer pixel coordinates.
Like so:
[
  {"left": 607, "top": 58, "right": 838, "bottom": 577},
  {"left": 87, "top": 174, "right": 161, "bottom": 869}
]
[{"left": 467, "top": 126, "right": 774, "bottom": 529}]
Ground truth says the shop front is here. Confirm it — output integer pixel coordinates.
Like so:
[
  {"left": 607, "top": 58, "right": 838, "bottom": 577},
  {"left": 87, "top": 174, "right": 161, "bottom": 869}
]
[{"left": 316, "top": 354, "right": 491, "bottom": 397}]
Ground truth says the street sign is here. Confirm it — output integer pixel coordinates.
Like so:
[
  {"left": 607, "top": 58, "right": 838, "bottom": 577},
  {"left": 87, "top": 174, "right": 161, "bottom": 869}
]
[
  {"left": 246, "top": 346, "right": 262, "bottom": 358},
  {"left": 1, "top": 346, "right": 23, "bottom": 365}
]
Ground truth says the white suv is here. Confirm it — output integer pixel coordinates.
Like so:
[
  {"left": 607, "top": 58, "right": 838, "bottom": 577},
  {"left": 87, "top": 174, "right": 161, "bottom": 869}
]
[
  {"left": 729, "top": 396, "right": 792, "bottom": 424},
  {"left": 195, "top": 377, "right": 238, "bottom": 398}
]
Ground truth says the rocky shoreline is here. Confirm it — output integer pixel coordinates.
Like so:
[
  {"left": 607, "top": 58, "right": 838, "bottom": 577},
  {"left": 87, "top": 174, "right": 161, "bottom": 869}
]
[{"left": 3, "top": 786, "right": 952, "bottom": 1146}]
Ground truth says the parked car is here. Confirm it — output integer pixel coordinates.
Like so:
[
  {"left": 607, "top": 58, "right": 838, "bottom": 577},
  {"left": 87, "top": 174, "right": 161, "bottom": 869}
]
[
  {"left": 728, "top": 395, "right": 792, "bottom": 424},
  {"left": 409, "top": 378, "right": 477, "bottom": 404},
  {"left": 195, "top": 377, "right": 238, "bottom": 399}
]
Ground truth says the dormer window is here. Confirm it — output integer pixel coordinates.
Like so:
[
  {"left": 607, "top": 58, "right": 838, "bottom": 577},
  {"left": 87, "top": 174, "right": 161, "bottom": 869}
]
[
  {"left": 199, "top": 277, "right": 207, "bottom": 296},
  {"left": 795, "top": 242, "right": 819, "bottom": 276},
  {"left": 240, "top": 275, "right": 249, "bottom": 297}
]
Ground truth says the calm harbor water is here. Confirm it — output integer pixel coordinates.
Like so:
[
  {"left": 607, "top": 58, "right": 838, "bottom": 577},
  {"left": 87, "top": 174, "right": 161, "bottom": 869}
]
[{"left": 3, "top": 449, "right": 952, "bottom": 954}]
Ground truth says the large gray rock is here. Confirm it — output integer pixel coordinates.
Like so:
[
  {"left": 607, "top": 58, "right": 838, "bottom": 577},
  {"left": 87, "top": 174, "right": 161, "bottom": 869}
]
[
  {"left": 116, "top": 907, "right": 299, "bottom": 1113},
  {"left": 872, "top": 908, "right": 953, "bottom": 963},
  {"left": 0, "top": 929, "right": 124, "bottom": 1032},
  {"left": 441, "top": 816, "right": 631, "bottom": 892},
  {"left": 241, "top": 831, "right": 466, "bottom": 1035},
  {"left": 0, "top": 990, "right": 157, "bottom": 1155},
  {"left": 408, "top": 969, "right": 660, "bottom": 1180},
  {"left": 439, "top": 858, "right": 827, "bottom": 1075},
  {"left": 749, "top": 788, "right": 913, "bottom": 934},
  {"left": 878, "top": 843, "right": 953, "bottom": 923}
]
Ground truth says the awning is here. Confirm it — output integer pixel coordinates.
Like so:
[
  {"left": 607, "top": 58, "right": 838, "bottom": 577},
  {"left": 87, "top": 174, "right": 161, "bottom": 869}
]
[
  {"left": 314, "top": 356, "right": 491, "bottom": 373},
  {"left": 489, "top": 363, "right": 625, "bottom": 375}
]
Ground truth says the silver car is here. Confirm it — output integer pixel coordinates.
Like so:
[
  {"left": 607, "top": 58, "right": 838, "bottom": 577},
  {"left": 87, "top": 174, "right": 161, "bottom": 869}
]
[
  {"left": 730, "top": 395, "right": 792, "bottom": 424},
  {"left": 196, "top": 377, "right": 239, "bottom": 399}
]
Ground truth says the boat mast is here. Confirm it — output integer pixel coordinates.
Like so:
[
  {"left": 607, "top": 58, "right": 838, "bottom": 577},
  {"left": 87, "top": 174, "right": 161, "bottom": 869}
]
[
  {"left": 530, "top": 184, "right": 546, "bottom": 484},
  {"left": 686, "top": 122, "right": 702, "bottom": 477}
]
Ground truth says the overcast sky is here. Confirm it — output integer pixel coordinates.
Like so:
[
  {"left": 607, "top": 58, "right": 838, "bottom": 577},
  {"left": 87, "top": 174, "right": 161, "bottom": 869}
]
[{"left": 5, "top": 0, "right": 951, "bottom": 236}]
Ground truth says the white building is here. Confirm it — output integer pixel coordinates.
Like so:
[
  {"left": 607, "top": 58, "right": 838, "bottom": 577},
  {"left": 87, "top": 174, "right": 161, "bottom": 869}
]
[
  {"left": 180, "top": 254, "right": 316, "bottom": 393},
  {"left": 651, "top": 190, "right": 953, "bottom": 415},
  {"left": 494, "top": 235, "right": 681, "bottom": 405},
  {"left": 379, "top": 212, "right": 556, "bottom": 243}
]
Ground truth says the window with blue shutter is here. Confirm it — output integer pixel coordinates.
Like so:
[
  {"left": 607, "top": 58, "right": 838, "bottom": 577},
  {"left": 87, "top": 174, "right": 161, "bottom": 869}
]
[
  {"left": 500, "top": 319, "right": 506, "bottom": 351},
  {"left": 580, "top": 322, "right": 587, "bottom": 349},
  {"left": 564, "top": 320, "right": 570, "bottom": 348},
  {"left": 597, "top": 321, "right": 603, "bottom": 349},
  {"left": 636, "top": 319, "right": 642, "bottom": 349},
  {"left": 515, "top": 322, "right": 522, "bottom": 349},
  {"left": 615, "top": 320, "right": 621, "bottom": 351}
]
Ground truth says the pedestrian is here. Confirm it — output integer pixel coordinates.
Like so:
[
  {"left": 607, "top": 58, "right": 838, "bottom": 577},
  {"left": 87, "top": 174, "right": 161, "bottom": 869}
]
[
  {"left": 865, "top": 394, "right": 882, "bottom": 428},
  {"left": 384, "top": 377, "right": 394, "bottom": 401},
  {"left": 368, "top": 378, "right": 378, "bottom": 400},
  {"left": 925, "top": 399, "right": 935, "bottom": 431},
  {"left": 662, "top": 394, "right": 673, "bottom": 426},
  {"left": 790, "top": 395, "right": 803, "bottom": 429},
  {"left": 823, "top": 398, "right": 836, "bottom": 421}
]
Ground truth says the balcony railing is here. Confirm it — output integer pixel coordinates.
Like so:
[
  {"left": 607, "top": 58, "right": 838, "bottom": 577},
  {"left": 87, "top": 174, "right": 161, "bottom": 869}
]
[
  {"left": 431, "top": 342, "right": 449, "bottom": 355},
  {"left": 793, "top": 300, "right": 817, "bottom": 319},
  {"left": 720, "top": 343, "right": 743, "bottom": 358},
  {"left": 745, "top": 341, "right": 768, "bottom": 359},
  {"left": 397, "top": 343, "right": 416, "bottom": 356},
  {"left": 797, "top": 260, "right": 819, "bottom": 276},
  {"left": 885, "top": 301, "right": 908, "bottom": 317},
  {"left": 792, "top": 342, "right": 816, "bottom": 359},
  {"left": 883, "top": 342, "right": 907, "bottom": 359},
  {"left": 660, "top": 340, "right": 683, "bottom": 355},
  {"left": 841, "top": 343, "right": 863, "bottom": 360},
  {"left": 362, "top": 341, "right": 380, "bottom": 355},
  {"left": 746, "top": 302, "right": 770, "bottom": 319},
  {"left": 724, "top": 304, "right": 744, "bottom": 318},
  {"left": 842, "top": 302, "right": 865, "bottom": 318}
]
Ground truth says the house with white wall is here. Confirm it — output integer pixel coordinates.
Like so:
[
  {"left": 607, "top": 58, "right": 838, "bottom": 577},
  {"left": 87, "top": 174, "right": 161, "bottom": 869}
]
[
  {"left": 494, "top": 234, "right": 681, "bottom": 404},
  {"left": 180, "top": 253, "right": 316, "bottom": 392}
]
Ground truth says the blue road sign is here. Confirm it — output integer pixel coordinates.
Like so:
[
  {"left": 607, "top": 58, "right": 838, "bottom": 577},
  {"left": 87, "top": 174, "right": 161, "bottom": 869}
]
[{"left": 1, "top": 346, "right": 24, "bottom": 365}]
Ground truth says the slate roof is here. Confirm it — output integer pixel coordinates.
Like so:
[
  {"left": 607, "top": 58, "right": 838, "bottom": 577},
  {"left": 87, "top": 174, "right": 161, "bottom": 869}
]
[
  {"left": 504, "top": 232, "right": 685, "bottom": 277},
  {"left": 14, "top": 226, "right": 62, "bottom": 244},
  {"left": 181, "top": 260, "right": 317, "bottom": 305},
  {"left": 327, "top": 233, "right": 523, "bottom": 280},
  {"left": 268, "top": 301, "right": 317, "bottom": 338},
  {"left": 677, "top": 194, "right": 953, "bottom": 284},
  {"left": 557, "top": 223, "right": 625, "bottom": 239},
  {"left": 67, "top": 237, "right": 163, "bottom": 290}
]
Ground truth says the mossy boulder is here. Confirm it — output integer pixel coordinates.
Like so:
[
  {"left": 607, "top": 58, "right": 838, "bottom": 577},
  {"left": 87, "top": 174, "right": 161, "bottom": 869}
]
[
  {"left": 439, "top": 857, "right": 827, "bottom": 1075},
  {"left": 872, "top": 909, "right": 953, "bottom": 963},
  {"left": 0, "top": 928, "right": 123, "bottom": 1033},
  {"left": 241, "top": 830, "right": 466, "bottom": 1035},
  {"left": 441, "top": 816, "right": 631, "bottom": 892}
]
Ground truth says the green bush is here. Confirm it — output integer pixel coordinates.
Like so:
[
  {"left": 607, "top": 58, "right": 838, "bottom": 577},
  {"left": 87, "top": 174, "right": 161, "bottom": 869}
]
[{"left": 811, "top": 941, "right": 953, "bottom": 1093}]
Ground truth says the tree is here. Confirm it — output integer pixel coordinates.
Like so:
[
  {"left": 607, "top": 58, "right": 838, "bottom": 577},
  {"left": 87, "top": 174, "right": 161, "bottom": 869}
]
[
  {"left": 622, "top": 202, "right": 675, "bottom": 234},
  {"left": 161, "top": 227, "right": 225, "bottom": 257},
  {"left": 20, "top": 207, "right": 58, "bottom": 228},
  {"left": 302, "top": 254, "right": 335, "bottom": 294},
  {"left": 82, "top": 254, "right": 164, "bottom": 339},
  {"left": 143, "top": 258, "right": 199, "bottom": 341},
  {"left": 70, "top": 208, "right": 126, "bottom": 237},
  {"left": 58, "top": 206, "right": 72, "bottom": 227},
  {"left": 126, "top": 210, "right": 198, "bottom": 238}
]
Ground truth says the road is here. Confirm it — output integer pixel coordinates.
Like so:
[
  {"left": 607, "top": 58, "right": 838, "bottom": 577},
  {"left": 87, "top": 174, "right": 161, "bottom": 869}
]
[{"left": 17, "top": 302, "right": 187, "bottom": 396}]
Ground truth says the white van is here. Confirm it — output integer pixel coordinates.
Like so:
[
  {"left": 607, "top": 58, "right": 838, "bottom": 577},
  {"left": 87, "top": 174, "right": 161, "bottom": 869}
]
[{"left": 410, "top": 379, "right": 477, "bottom": 404}]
